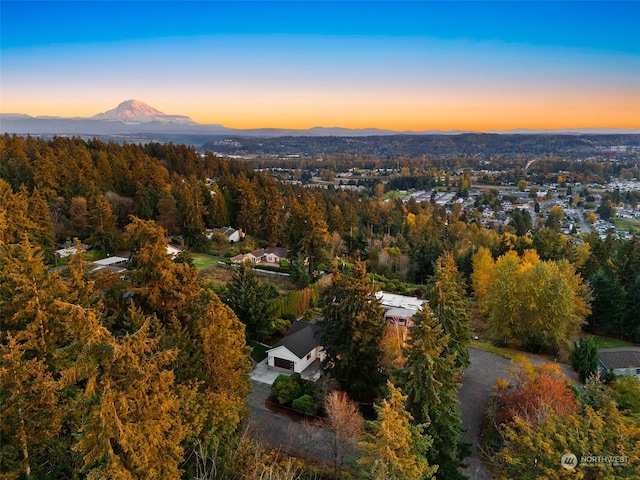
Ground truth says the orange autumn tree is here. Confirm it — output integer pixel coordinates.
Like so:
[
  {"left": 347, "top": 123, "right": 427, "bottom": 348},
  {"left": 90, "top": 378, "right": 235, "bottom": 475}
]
[
  {"left": 491, "top": 362, "right": 640, "bottom": 480},
  {"left": 492, "top": 357, "right": 577, "bottom": 428}
]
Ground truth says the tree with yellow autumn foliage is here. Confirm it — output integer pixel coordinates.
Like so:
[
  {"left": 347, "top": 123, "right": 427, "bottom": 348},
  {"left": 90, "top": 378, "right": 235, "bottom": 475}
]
[
  {"left": 358, "top": 381, "right": 437, "bottom": 480},
  {"left": 473, "top": 249, "right": 590, "bottom": 353}
]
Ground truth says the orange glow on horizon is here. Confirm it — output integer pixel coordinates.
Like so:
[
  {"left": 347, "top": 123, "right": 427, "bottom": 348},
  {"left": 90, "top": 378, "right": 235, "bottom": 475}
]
[
  {"left": 3, "top": 93, "right": 638, "bottom": 132},
  {"left": 187, "top": 100, "right": 640, "bottom": 131}
]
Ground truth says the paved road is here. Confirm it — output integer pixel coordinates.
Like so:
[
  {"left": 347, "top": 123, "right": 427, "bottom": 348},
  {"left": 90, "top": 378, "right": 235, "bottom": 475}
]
[
  {"left": 458, "top": 348, "right": 580, "bottom": 480},
  {"left": 458, "top": 348, "right": 511, "bottom": 479},
  {"left": 247, "top": 348, "right": 578, "bottom": 479},
  {"left": 247, "top": 380, "right": 334, "bottom": 464},
  {"left": 575, "top": 208, "right": 592, "bottom": 234}
]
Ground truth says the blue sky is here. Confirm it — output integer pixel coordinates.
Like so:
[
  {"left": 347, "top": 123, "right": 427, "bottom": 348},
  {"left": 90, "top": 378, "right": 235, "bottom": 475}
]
[{"left": 1, "top": 1, "right": 639, "bottom": 129}]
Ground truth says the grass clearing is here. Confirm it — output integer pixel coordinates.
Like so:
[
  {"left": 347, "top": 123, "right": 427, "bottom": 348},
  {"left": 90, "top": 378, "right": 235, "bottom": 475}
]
[
  {"left": 84, "top": 249, "right": 109, "bottom": 261},
  {"left": 191, "top": 253, "right": 218, "bottom": 270},
  {"left": 383, "top": 190, "right": 410, "bottom": 200},
  {"left": 470, "top": 340, "right": 521, "bottom": 360},
  {"left": 614, "top": 217, "right": 640, "bottom": 232},
  {"left": 249, "top": 339, "right": 282, "bottom": 362},
  {"left": 588, "top": 335, "right": 635, "bottom": 349}
]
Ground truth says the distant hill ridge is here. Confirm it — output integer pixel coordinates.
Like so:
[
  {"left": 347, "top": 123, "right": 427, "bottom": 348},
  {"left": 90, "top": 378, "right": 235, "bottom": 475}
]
[{"left": 1, "top": 100, "right": 638, "bottom": 137}]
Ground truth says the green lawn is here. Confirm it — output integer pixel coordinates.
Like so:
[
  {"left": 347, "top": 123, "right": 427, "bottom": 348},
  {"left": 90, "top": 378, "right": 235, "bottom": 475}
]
[
  {"left": 190, "top": 253, "right": 218, "bottom": 270},
  {"left": 589, "top": 335, "right": 635, "bottom": 349},
  {"left": 249, "top": 341, "right": 270, "bottom": 362},
  {"left": 470, "top": 339, "right": 520, "bottom": 360},
  {"left": 383, "top": 190, "right": 410, "bottom": 200},
  {"left": 84, "top": 249, "right": 109, "bottom": 261},
  {"left": 614, "top": 217, "right": 640, "bottom": 232},
  {"left": 470, "top": 338, "right": 574, "bottom": 363}
]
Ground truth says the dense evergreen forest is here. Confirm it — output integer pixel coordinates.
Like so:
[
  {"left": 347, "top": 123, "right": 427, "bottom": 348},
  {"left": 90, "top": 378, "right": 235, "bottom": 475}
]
[
  {"left": 1, "top": 134, "right": 636, "bottom": 340},
  {"left": 1, "top": 134, "right": 639, "bottom": 479}
]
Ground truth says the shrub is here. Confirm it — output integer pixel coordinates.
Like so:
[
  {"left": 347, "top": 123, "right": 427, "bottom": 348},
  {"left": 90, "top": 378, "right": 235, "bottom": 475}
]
[
  {"left": 610, "top": 376, "right": 640, "bottom": 414},
  {"left": 271, "top": 375, "right": 301, "bottom": 405},
  {"left": 570, "top": 337, "right": 598, "bottom": 383},
  {"left": 254, "top": 264, "right": 288, "bottom": 273},
  {"left": 281, "top": 312, "right": 297, "bottom": 322},
  {"left": 292, "top": 394, "right": 316, "bottom": 416},
  {"left": 210, "top": 232, "right": 229, "bottom": 246}
]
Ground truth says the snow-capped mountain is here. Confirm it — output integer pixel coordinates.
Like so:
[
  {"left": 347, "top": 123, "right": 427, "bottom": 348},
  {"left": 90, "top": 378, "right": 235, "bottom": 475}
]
[
  {"left": 92, "top": 99, "right": 194, "bottom": 124},
  {"left": 2, "top": 100, "right": 638, "bottom": 138}
]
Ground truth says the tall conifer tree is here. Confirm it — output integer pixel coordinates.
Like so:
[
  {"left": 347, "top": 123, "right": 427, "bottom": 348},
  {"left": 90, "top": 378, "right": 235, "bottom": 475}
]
[
  {"left": 358, "top": 381, "right": 437, "bottom": 480},
  {"left": 87, "top": 194, "right": 121, "bottom": 254},
  {"left": 429, "top": 252, "right": 471, "bottom": 370},
  {"left": 396, "top": 304, "right": 469, "bottom": 480},
  {"left": 321, "top": 262, "right": 386, "bottom": 399},
  {"left": 62, "top": 307, "right": 189, "bottom": 480},
  {"left": 224, "top": 262, "right": 278, "bottom": 341}
]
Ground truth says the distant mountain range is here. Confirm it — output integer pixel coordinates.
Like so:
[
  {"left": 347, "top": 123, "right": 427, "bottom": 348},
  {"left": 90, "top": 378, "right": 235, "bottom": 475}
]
[{"left": 1, "top": 100, "right": 638, "bottom": 138}]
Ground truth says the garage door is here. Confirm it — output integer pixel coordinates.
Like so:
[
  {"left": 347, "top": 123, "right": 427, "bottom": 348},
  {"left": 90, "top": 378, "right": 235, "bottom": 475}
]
[{"left": 274, "top": 357, "right": 294, "bottom": 371}]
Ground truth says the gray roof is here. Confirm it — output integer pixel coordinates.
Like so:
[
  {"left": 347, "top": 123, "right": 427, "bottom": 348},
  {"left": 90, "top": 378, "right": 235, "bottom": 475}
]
[
  {"left": 211, "top": 226, "right": 237, "bottom": 237},
  {"left": 272, "top": 321, "right": 322, "bottom": 359},
  {"left": 252, "top": 247, "right": 289, "bottom": 259},
  {"left": 599, "top": 347, "right": 640, "bottom": 370},
  {"left": 384, "top": 306, "right": 417, "bottom": 320}
]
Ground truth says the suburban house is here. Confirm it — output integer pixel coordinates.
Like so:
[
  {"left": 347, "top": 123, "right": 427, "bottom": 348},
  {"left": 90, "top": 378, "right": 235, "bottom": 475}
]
[
  {"left": 90, "top": 256, "right": 128, "bottom": 274},
  {"left": 376, "top": 291, "right": 426, "bottom": 326},
  {"left": 599, "top": 347, "right": 640, "bottom": 380},
  {"left": 166, "top": 244, "right": 182, "bottom": 258},
  {"left": 55, "top": 243, "right": 89, "bottom": 259},
  {"left": 266, "top": 319, "right": 324, "bottom": 375},
  {"left": 231, "top": 247, "right": 289, "bottom": 266},
  {"left": 263, "top": 293, "right": 425, "bottom": 381},
  {"left": 208, "top": 226, "right": 244, "bottom": 243}
]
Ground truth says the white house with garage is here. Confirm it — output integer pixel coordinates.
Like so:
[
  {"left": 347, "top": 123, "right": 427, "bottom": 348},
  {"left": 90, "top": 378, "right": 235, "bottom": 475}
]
[{"left": 267, "top": 320, "right": 324, "bottom": 374}]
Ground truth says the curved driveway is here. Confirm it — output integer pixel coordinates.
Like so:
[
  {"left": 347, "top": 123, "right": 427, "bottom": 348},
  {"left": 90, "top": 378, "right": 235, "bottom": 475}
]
[
  {"left": 247, "top": 379, "right": 333, "bottom": 464},
  {"left": 248, "top": 347, "right": 576, "bottom": 479},
  {"left": 458, "top": 348, "right": 511, "bottom": 479}
]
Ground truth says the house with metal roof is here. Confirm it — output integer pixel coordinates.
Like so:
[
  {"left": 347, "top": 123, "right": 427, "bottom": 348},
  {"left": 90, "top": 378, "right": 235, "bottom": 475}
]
[
  {"left": 375, "top": 291, "right": 426, "bottom": 326},
  {"left": 90, "top": 256, "right": 128, "bottom": 274}
]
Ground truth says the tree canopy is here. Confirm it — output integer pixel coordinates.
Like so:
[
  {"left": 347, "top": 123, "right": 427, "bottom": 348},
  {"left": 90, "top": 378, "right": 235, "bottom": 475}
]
[
  {"left": 358, "top": 381, "right": 437, "bottom": 480},
  {"left": 321, "top": 262, "right": 387, "bottom": 399},
  {"left": 0, "top": 215, "right": 251, "bottom": 478},
  {"left": 474, "top": 249, "right": 590, "bottom": 353}
]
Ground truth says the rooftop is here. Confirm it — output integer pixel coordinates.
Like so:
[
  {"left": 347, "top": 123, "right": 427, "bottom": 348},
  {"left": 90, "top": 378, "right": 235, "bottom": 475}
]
[
  {"left": 599, "top": 347, "right": 640, "bottom": 370},
  {"left": 271, "top": 321, "right": 322, "bottom": 359}
]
